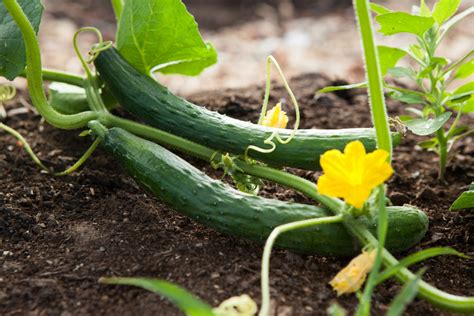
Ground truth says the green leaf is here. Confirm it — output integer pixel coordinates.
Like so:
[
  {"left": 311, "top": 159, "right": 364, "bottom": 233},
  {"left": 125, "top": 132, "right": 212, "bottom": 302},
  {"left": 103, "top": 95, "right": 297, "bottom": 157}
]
[
  {"left": 406, "top": 107, "right": 424, "bottom": 117},
  {"left": 377, "top": 247, "right": 467, "bottom": 284},
  {"left": 100, "top": 277, "right": 214, "bottom": 316},
  {"left": 432, "top": 0, "right": 462, "bottom": 25},
  {"left": 447, "top": 125, "right": 469, "bottom": 138},
  {"left": 419, "top": 0, "right": 432, "bottom": 17},
  {"left": 449, "top": 82, "right": 474, "bottom": 113},
  {"left": 405, "top": 111, "right": 452, "bottom": 136},
  {"left": 409, "top": 44, "right": 426, "bottom": 61},
  {"left": 377, "top": 46, "right": 407, "bottom": 75},
  {"left": 455, "top": 58, "right": 474, "bottom": 79},
  {"left": 387, "top": 67, "right": 415, "bottom": 79},
  {"left": 440, "top": 6, "right": 474, "bottom": 37},
  {"left": 376, "top": 12, "right": 435, "bottom": 37},
  {"left": 327, "top": 303, "right": 347, "bottom": 316},
  {"left": 49, "top": 82, "right": 90, "bottom": 115},
  {"left": 418, "top": 138, "right": 438, "bottom": 149},
  {"left": 0, "top": 0, "right": 43, "bottom": 80},
  {"left": 317, "top": 81, "right": 367, "bottom": 93},
  {"left": 450, "top": 190, "right": 474, "bottom": 211},
  {"left": 370, "top": 3, "right": 392, "bottom": 15},
  {"left": 116, "top": 0, "right": 217, "bottom": 76},
  {"left": 386, "top": 269, "right": 425, "bottom": 316},
  {"left": 388, "top": 91, "right": 424, "bottom": 104}
]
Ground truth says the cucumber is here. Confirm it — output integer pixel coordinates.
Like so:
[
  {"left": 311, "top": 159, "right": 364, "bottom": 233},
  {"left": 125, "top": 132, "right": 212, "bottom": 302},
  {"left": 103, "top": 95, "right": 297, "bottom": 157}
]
[
  {"left": 92, "top": 125, "right": 428, "bottom": 256},
  {"left": 94, "top": 47, "right": 401, "bottom": 171}
]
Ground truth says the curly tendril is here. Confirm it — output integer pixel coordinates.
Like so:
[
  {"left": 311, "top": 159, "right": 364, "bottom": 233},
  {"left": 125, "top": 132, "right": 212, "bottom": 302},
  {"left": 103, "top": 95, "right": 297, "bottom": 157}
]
[
  {"left": 0, "top": 84, "right": 17, "bottom": 121},
  {"left": 244, "top": 55, "right": 300, "bottom": 162}
]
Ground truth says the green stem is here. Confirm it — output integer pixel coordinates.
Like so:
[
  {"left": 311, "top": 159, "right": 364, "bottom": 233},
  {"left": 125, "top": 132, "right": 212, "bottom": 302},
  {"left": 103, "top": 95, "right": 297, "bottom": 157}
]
[
  {"left": 3, "top": 0, "right": 96, "bottom": 129},
  {"left": 55, "top": 138, "right": 101, "bottom": 176},
  {"left": 436, "top": 129, "right": 447, "bottom": 180},
  {"left": 101, "top": 114, "right": 215, "bottom": 161},
  {"left": 353, "top": 0, "right": 392, "bottom": 157},
  {"left": 258, "top": 215, "right": 344, "bottom": 316},
  {"left": 111, "top": 0, "right": 123, "bottom": 21},
  {"left": 356, "top": 187, "right": 387, "bottom": 316},
  {"left": 20, "top": 69, "right": 85, "bottom": 87},
  {"left": 0, "top": 122, "right": 49, "bottom": 172}
]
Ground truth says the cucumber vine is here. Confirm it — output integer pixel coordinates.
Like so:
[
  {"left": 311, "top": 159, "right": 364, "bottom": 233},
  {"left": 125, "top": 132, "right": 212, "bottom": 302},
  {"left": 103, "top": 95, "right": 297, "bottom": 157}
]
[{"left": 1, "top": 0, "right": 473, "bottom": 315}]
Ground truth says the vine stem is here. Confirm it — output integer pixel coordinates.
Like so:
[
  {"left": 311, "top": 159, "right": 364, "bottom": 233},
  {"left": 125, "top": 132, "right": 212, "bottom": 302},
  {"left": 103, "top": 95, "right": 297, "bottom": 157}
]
[
  {"left": 3, "top": 0, "right": 97, "bottom": 129},
  {"left": 353, "top": 0, "right": 393, "bottom": 313},
  {"left": 0, "top": 122, "right": 49, "bottom": 172},
  {"left": 353, "top": 0, "right": 392, "bottom": 157},
  {"left": 258, "top": 215, "right": 344, "bottom": 316}
]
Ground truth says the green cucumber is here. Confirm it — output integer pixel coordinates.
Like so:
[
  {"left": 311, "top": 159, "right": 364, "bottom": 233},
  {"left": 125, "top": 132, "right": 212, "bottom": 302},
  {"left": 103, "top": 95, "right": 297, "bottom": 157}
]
[
  {"left": 91, "top": 125, "right": 428, "bottom": 257},
  {"left": 94, "top": 47, "right": 401, "bottom": 171}
]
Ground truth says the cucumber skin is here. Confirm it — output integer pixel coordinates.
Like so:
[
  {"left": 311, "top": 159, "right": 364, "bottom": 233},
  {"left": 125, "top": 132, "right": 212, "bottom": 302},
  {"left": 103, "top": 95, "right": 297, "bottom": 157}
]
[
  {"left": 94, "top": 48, "right": 401, "bottom": 171},
  {"left": 100, "top": 127, "right": 428, "bottom": 257}
]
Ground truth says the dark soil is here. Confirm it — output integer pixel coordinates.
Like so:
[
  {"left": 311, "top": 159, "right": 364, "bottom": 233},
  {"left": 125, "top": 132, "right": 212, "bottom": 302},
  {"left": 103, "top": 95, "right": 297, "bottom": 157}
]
[{"left": 1, "top": 74, "right": 473, "bottom": 315}]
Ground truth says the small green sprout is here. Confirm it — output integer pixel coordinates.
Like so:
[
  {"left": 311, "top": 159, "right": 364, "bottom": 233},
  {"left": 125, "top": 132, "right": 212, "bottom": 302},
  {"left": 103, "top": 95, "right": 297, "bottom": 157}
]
[{"left": 319, "top": 0, "right": 474, "bottom": 180}]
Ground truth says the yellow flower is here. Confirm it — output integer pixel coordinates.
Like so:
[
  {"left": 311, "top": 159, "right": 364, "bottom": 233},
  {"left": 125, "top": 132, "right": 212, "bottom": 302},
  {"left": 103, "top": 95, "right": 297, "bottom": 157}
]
[
  {"left": 317, "top": 140, "right": 393, "bottom": 209},
  {"left": 329, "top": 250, "right": 376, "bottom": 296},
  {"left": 261, "top": 103, "right": 289, "bottom": 129},
  {"left": 213, "top": 294, "right": 257, "bottom": 316}
]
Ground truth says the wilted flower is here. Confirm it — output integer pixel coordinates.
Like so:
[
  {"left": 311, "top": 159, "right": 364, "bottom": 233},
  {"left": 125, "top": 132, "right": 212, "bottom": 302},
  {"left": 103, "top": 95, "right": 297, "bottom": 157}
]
[
  {"left": 329, "top": 250, "right": 376, "bottom": 296},
  {"left": 213, "top": 294, "right": 258, "bottom": 316}
]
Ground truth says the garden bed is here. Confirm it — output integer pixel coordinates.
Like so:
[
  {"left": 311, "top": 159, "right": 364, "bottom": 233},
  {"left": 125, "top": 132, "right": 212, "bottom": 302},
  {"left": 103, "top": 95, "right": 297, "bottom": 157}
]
[{"left": 1, "top": 74, "right": 472, "bottom": 315}]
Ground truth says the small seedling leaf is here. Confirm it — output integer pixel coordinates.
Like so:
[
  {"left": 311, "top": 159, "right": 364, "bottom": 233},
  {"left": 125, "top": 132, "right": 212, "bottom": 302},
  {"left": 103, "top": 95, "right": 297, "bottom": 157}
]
[
  {"left": 116, "top": 0, "right": 217, "bottom": 76},
  {"left": 418, "top": 138, "right": 438, "bottom": 149},
  {"left": 450, "top": 190, "right": 474, "bottom": 211},
  {"left": 376, "top": 12, "right": 435, "bottom": 37},
  {"left": 327, "top": 303, "right": 347, "bottom": 316},
  {"left": 405, "top": 111, "right": 452, "bottom": 136},
  {"left": 406, "top": 107, "right": 424, "bottom": 118},
  {"left": 317, "top": 82, "right": 367, "bottom": 93},
  {"left": 449, "top": 82, "right": 474, "bottom": 113},
  {"left": 432, "top": 0, "right": 462, "bottom": 25},
  {"left": 388, "top": 91, "right": 424, "bottom": 104},
  {"left": 387, "top": 67, "right": 415, "bottom": 79},
  {"left": 386, "top": 269, "right": 425, "bottom": 316},
  {"left": 0, "top": 0, "right": 43, "bottom": 80},
  {"left": 100, "top": 277, "right": 215, "bottom": 316},
  {"left": 455, "top": 58, "right": 474, "bottom": 79},
  {"left": 370, "top": 3, "right": 392, "bottom": 15},
  {"left": 378, "top": 46, "right": 407, "bottom": 75},
  {"left": 418, "top": 0, "right": 432, "bottom": 17}
]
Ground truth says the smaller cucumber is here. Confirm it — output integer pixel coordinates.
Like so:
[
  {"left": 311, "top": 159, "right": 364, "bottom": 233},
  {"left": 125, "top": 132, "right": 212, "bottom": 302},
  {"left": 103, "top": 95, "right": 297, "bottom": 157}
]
[{"left": 91, "top": 124, "right": 428, "bottom": 257}]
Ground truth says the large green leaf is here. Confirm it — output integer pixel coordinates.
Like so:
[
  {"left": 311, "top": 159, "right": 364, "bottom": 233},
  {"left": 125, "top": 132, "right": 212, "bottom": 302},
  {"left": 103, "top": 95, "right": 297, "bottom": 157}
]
[
  {"left": 432, "top": 0, "right": 462, "bottom": 25},
  {"left": 377, "top": 46, "right": 406, "bottom": 75},
  {"left": 100, "top": 277, "right": 215, "bottom": 316},
  {"left": 376, "top": 12, "right": 435, "bottom": 37},
  {"left": 116, "top": 0, "right": 217, "bottom": 76},
  {"left": 0, "top": 0, "right": 43, "bottom": 80}
]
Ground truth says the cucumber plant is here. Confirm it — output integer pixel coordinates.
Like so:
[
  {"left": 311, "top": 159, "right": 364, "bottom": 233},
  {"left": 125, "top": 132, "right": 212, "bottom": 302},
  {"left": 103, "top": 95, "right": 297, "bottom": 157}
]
[
  {"left": 1, "top": 0, "right": 473, "bottom": 315},
  {"left": 319, "top": 0, "right": 474, "bottom": 180}
]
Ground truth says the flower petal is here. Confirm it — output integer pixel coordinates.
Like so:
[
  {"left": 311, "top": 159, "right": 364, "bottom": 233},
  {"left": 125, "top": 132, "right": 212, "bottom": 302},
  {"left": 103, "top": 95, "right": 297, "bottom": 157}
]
[{"left": 317, "top": 174, "right": 350, "bottom": 198}]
